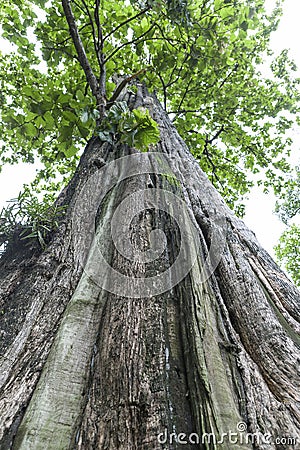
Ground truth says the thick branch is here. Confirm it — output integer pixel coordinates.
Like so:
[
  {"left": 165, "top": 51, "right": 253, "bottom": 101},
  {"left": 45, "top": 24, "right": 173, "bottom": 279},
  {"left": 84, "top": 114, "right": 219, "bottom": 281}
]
[
  {"left": 62, "top": 0, "right": 102, "bottom": 107},
  {"left": 94, "top": 0, "right": 106, "bottom": 118},
  {"left": 94, "top": 0, "right": 102, "bottom": 56},
  {"left": 107, "top": 69, "right": 147, "bottom": 107},
  {"left": 79, "top": 0, "right": 102, "bottom": 70}
]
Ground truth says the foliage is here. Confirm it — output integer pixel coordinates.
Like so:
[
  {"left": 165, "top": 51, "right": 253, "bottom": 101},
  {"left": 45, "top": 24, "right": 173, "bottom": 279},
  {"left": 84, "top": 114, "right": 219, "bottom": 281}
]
[
  {"left": 97, "top": 101, "right": 160, "bottom": 151},
  {"left": 275, "top": 224, "right": 300, "bottom": 287},
  {"left": 0, "top": 189, "right": 66, "bottom": 250},
  {"left": 275, "top": 166, "right": 300, "bottom": 225},
  {"left": 0, "top": 0, "right": 299, "bottom": 216},
  {"left": 273, "top": 167, "right": 300, "bottom": 286}
]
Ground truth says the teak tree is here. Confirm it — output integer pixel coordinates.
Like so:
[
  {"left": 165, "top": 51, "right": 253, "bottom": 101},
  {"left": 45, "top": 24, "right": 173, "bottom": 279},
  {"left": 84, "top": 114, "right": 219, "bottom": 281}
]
[{"left": 0, "top": 0, "right": 299, "bottom": 449}]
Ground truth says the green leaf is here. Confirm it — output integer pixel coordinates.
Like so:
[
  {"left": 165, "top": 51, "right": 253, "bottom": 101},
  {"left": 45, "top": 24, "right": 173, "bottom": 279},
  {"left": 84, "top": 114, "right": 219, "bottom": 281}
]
[
  {"left": 62, "top": 110, "right": 78, "bottom": 122},
  {"left": 81, "top": 110, "right": 89, "bottom": 123},
  {"left": 63, "top": 145, "right": 78, "bottom": 158},
  {"left": 35, "top": 116, "right": 45, "bottom": 127},
  {"left": 58, "top": 125, "right": 73, "bottom": 142},
  {"left": 98, "top": 131, "right": 113, "bottom": 144},
  {"left": 24, "top": 123, "right": 38, "bottom": 137},
  {"left": 58, "top": 93, "right": 73, "bottom": 104},
  {"left": 43, "top": 111, "right": 55, "bottom": 129},
  {"left": 77, "top": 124, "right": 91, "bottom": 138},
  {"left": 275, "top": 224, "right": 300, "bottom": 287},
  {"left": 76, "top": 90, "right": 85, "bottom": 101}
]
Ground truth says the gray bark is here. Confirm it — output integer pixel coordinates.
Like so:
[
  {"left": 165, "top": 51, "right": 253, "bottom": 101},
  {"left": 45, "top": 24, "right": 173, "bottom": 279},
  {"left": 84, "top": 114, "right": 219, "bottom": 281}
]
[{"left": 0, "top": 85, "right": 299, "bottom": 449}]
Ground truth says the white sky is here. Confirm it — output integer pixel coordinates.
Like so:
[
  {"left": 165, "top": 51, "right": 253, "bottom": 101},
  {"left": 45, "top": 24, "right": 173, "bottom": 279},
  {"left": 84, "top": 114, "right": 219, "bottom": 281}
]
[{"left": 0, "top": 0, "right": 299, "bottom": 257}]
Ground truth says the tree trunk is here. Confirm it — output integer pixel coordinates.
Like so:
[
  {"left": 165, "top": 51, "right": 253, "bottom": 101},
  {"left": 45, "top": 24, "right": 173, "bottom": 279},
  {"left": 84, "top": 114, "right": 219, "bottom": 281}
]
[{"left": 0, "top": 86, "right": 299, "bottom": 450}]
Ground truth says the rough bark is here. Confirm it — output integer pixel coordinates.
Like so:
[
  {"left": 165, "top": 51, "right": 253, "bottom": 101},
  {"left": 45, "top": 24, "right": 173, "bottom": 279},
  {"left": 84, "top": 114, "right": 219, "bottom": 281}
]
[{"left": 0, "top": 85, "right": 299, "bottom": 449}]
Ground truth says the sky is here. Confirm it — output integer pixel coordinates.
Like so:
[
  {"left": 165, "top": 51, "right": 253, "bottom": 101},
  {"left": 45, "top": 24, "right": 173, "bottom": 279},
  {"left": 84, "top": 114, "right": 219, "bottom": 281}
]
[{"left": 0, "top": 0, "right": 299, "bottom": 258}]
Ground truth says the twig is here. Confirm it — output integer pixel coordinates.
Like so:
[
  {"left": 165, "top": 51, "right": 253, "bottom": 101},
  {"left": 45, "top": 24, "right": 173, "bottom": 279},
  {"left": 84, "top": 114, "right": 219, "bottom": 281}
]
[
  {"left": 157, "top": 72, "right": 167, "bottom": 110},
  {"left": 166, "top": 54, "right": 189, "bottom": 88},
  {"left": 176, "top": 78, "right": 192, "bottom": 113},
  {"left": 80, "top": 0, "right": 102, "bottom": 70},
  {"left": 168, "top": 109, "right": 202, "bottom": 116},
  {"left": 103, "top": 7, "right": 150, "bottom": 42},
  {"left": 104, "top": 24, "right": 156, "bottom": 63},
  {"left": 207, "top": 125, "right": 225, "bottom": 144},
  {"left": 218, "top": 63, "right": 239, "bottom": 90}
]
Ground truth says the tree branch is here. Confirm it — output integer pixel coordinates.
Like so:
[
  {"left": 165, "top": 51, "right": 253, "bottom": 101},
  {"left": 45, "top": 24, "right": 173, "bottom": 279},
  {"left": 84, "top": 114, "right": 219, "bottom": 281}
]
[
  {"left": 62, "top": 0, "right": 102, "bottom": 108},
  {"left": 43, "top": 45, "right": 79, "bottom": 62},
  {"left": 202, "top": 137, "right": 222, "bottom": 185},
  {"left": 104, "top": 24, "right": 156, "bottom": 63},
  {"left": 157, "top": 72, "right": 167, "bottom": 110},
  {"left": 168, "top": 109, "right": 202, "bottom": 118},
  {"left": 94, "top": 0, "right": 102, "bottom": 55},
  {"left": 79, "top": 0, "right": 102, "bottom": 70},
  {"left": 218, "top": 63, "right": 239, "bottom": 90},
  {"left": 166, "top": 54, "right": 189, "bottom": 88},
  {"left": 103, "top": 7, "right": 150, "bottom": 42},
  {"left": 53, "top": 22, "right": 92, "bottom": 47},
  {"left": 152, "top": 22, "right": 182, "bottom": 49},
  {"left": 176, "top": 78, "right": 193, "bottom": 114},
  {"left": 107, "top": 69, "right": 147, "bottom": 107},
  {"left": 72, "top": 0, "right": 87, "bottom": 15},
  {"left": 94, "top": 0, "right": 106, "bottom": 119},
  {"left": 207, "top": 125, "right": 225, "bottom": 144}
]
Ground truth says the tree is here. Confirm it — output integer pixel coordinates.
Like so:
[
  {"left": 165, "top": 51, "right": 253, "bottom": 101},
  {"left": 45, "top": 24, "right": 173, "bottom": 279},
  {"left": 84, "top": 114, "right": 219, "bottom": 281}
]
[{"left": 0, "top": 0, "right": 299, "bottom": 449}]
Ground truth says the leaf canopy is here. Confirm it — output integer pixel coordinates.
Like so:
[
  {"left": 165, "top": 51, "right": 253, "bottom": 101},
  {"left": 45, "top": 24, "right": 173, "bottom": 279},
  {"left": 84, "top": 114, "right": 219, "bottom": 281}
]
[{"left": 0, "top": 0, "right": 299, "bottom": 213}]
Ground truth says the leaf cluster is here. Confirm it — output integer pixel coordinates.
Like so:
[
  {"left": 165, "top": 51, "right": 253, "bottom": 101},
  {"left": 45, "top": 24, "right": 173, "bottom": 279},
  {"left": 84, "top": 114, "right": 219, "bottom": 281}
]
[
  {"left": 97, "top": 101, "right": 160, "bottom": 151},
  {"left": 275, "top": 166, "right": 300, "bottom": 225},
  {"left": 274, "top": 224, "right": 300, "bottom": 288},
  {"left": 0, "top": 189, "right": 66, "bottom": 250}
]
